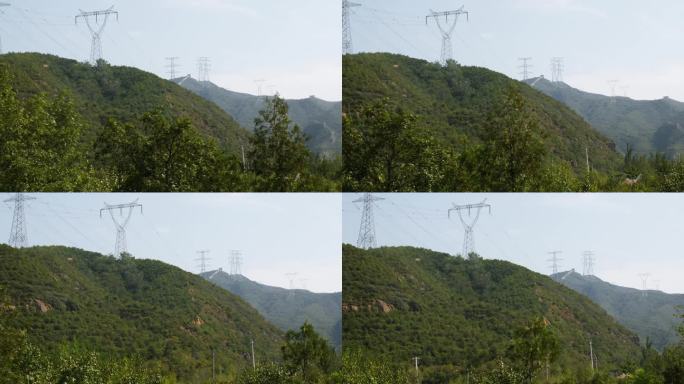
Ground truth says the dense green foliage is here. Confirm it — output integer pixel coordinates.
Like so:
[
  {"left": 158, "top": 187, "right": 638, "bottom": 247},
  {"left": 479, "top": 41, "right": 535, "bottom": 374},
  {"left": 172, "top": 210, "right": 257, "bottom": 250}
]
[
  {"left": 0, "top": 53, "right": 339, "bottom": 191},
  {"left": 174, "top": 76, "right": 342, "bottom": 157},
  {"left": 526, "top": 77, "right": 684, "bottom": 157},
  {"left": 201, "top": 271, "right": 341, "bottom": 349},
  {"left": 343, "top": 53, "right": 623, "bottom": 191},
  {"left": 552, "top": 271, "right": 684, "bottom": 350},
  {"left": 342, "top": 245, "right": 642, "bottom": 383},
  {"left": 0, "top": 245, "right": 284, "bottom": 383}
]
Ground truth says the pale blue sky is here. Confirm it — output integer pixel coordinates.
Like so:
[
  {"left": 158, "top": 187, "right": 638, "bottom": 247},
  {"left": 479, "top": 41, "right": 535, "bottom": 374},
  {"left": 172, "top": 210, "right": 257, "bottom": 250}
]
[
  {"left": 0, "top": 0, "right": 341, "bottom": 100},
  {"left": 1, "top": 193, "right": 342, "bottom": 292},
  {"left": 344, "top": 193, "right": 684, "bottom": 294},
  {"left": 349, "top": 0, "right": 684, "bottom": 101}
]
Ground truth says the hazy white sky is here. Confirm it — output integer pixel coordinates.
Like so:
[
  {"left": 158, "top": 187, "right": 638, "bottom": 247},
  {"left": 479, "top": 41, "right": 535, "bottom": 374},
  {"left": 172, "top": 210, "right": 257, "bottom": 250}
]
[
  {"left": 344, "top": 193, "right": 684, "bottom": 294},
  {"left": 1, "top": 193, "right": 342, "bottom": 292},
  {"left": 350, "top": 0, "right": 684, "bottom": 101},
  {"left": 0, "top": 0, "right": 341, "bottom": 100}
]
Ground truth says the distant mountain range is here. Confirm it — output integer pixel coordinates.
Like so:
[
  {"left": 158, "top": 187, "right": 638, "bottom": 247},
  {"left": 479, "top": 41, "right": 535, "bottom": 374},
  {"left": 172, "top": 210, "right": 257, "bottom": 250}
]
[
  {"left": 0, "top": 245, "right": 283, "bottom": 382},
  {"left": 525, "top": 77, "right": 684, "bottom": 156},
  {"left": 201, "top": 269, "right": 341, "bottom": 349},
  {"left": 173, "top": 75, "right": 341, "bottom": 157},
  {"left": 343, "top": 245, "right": 640, "bottom": 381},
  {"left": 552, "top": 270, "right": 684, "bottom": 350}
]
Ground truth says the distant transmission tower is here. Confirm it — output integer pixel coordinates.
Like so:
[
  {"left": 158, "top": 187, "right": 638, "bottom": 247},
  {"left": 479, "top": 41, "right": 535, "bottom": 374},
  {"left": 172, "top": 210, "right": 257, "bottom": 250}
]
[
  {"left": 638, "top": 273, "right": 650, "bottom": 297},
  {"left": 582, "top": 251, "right": 595, "bottom": 276},
  {"left": 342, "top": 0, "right": 361, "bottom": 55},
  {"left": 550, "top": 57, "right": 564, "bottom": 82},
  {"left": 165, "top": 57, "right": 179, "bottom": 80},
  {"left": 286, "top": 272, "right": 297, "bottom": 299},
  {"left": 5, "top": 193, "right": 36, "bottom": 248},
  {"left": 0, "top": 3, "right": 10, "bottom": 54},
  {"left": 547, "top": 250, "right": 563, "bottom": 274},
  {"left": 229, "top": 250, "right": 243, "bottom": 276},
  {"left": 75, "top": 6, "right": 119, "bottom": 65},
  {"left": 353, "top": 193, "right": 384, "bottom": 249},
  {"left": 254, "top": 79, "right": 265, "bottom": 97},
  {"left": 197, "top": 57, "right": 211, "bottom": 82},
  {"left": 448, "top": 199, "right": 491, "bottom": 258},
  {"left": 652, "top": 279, "right": 661, "bottom": 291},
  {"left": 100, "top": 200, "right": 142, "bottom": 258},
  {"left": 426, "top": 6, "right": 469, "bottom": 66},
  {"left": 196, "top": 250, "right": 210, "bottom": 273},
  {"left": 518, "top": 57, "right": 533, "bottom": 80},
  {"left": 620, "top": 85, "right": 629, "bottom": 98},
  {"left": 607, "top": 80, "right": 619, "bottom": 98}
]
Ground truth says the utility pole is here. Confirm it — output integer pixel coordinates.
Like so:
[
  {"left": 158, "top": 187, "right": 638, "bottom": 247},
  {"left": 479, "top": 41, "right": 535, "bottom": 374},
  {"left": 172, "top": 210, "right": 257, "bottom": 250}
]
[
  {"left": 75, "top": 6, "right": 119, "bottom": 65},
  {"left": 547, "top": 251, "right": 563, "bottom": 275},
  {"left": 197, "top": 57, "right": 210, "bottom": 82},
  {"left": 229, "top": 250, "right": 243, "bottom": 276},
  {"left": 100, "top": 200, "right": 142, "bottom": 258},
  {"left": 165, "top": 57, "right": 180, "bottom": 80},
  {"left": 582, "top": 251, "right": 595, "bottom": 276},
  {"left": 412, "top": 356, "right": 420, "bottom": 383},
  {"left": 353, "top": 193, "right": 384, "bottom": 249},
  {"left": 196, "top": 250, "right": 210, "bottom": 274},
  {"left": 5, "top": 193, "right": 36, "bottom": 248},
  {"left": 251, "top": 339, "right": 256, "bottom": 369},
  {"left": 518, "top": 57, "right": 532, "bottom": 81},
  {"left": 638, "top": 273, "right": 650, "bottom": 297},
  {"left": 342, "top": 0, "right": 361, "bottom": 55},
  {"left": 426, "top": 6, "right": 469, "bottom": 66},
  {"left": 589, "top": 339, "right": 594, "bottom": 373},
  {"left": 0, "top": 3, "right": 10, "bottom": 54},
  {"left": 550, "top": 57, "right": 564, "bottom": 82},
  {"left": 448, "top": 199, "right": 491, "bottom": 258}
]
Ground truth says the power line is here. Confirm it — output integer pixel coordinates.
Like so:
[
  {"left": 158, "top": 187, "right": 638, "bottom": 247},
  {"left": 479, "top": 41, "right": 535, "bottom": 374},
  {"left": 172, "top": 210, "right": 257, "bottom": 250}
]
[
  {"left": 426, "top": 6, "right": 469, "bottom": 66},
  {"left": 75, "top": 6, "right": 119, "bottom": 65}
]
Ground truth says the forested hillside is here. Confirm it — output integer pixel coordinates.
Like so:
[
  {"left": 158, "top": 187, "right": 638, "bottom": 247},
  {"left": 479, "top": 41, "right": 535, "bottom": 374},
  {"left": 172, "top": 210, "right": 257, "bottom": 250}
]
[
  {"left": 0, "top": 245, "right": 283, "bottom": 382},
  {"left": 202, "top": 270, "right": 342, "bottom": 349},
  {"left": 552, "top": 270, "right": 684, "bottom": 350},
  {"left": 175, "top": 76, "right": 342, "bottom": 157},
  {"left": 343, "top": 245, "right": 642, "bottom": 382}
]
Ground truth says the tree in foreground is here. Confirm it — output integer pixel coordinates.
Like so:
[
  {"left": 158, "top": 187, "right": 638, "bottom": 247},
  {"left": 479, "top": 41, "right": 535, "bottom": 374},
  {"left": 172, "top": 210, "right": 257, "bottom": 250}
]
[{"left": 508, "top": 316, "right": 559, "bottom": 384}]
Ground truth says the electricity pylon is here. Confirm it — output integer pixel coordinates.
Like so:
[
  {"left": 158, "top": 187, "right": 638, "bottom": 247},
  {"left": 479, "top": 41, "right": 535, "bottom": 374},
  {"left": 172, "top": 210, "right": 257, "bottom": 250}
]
[
  {"left": 100, "top": 200, "right": 142, "bottom": 258},
  {"left": 426, "top": 6, "right": 468, "bottom": 66},
  {"left": 229, "top": 250, "right": 242, "bottom": 275},
  {"left": 551, "top": 57, "right": 564, "bottom": 82},
  {"left": 165, "top": 57, "right": 179, "bottom": 80},
  {"left": 518, "top": 57, "right": 532, "bottom": 80},
  {"left": 0, "top": 3, "right": 10, "bottom": 54},
  {"left": 196, "top": 250, "right": 210, "bottom": 273},
  {"left": 547, "top": 250, "right": 563, "bottom": 274},
  {"left": 197, "top": 57, "right": 210, "bottom": 82},
  {"left": 75, "top": 6, "right": 119, "bottom": 65},
  {"left": 353, "top": 193, "right": 384, "bottom": 249},
  {"left": 342, "top": 0, "right": 361, "bottom": 54},
  {"left": 286, "top": 272, "right": 297, "bottom": 299},
  {"left": 582, "top": 251, "right": 595, "bottom": 276},
  {"left": 254, "top": 79, "right": 265, "bottom": 97},
  {"left": 448, "top": 199, "right": 491, "bottom": 258},
  {"left": 5, "top": 193, "right": 35, "bottom": 248},
  {"left": 638, "top": 273, "right": 650, "bottom": 297},
  {"left": 607, "top": 80, "right": 619, "bottom": 97}
]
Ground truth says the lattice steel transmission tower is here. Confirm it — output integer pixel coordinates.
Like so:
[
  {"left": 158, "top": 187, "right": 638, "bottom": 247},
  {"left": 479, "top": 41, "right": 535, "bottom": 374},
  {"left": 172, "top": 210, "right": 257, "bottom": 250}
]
[
  {"left": 448, "top": 199, "right": 491, "bottom": 258},
  {"left": 551, "top": 57, "right": 564, "bottom": 82},
  {"left": 286, "top": 272, "right": 297, "bottom": 299},
  {"left": 547, "top": 250, "right": 563, "bottom": 274},
  {"left": 165, "top": 57, "right": 179, "bottom": 80},
  {"left": 75, "top": 6, "right": 118, "bottom": 65},
  {"left": 582, "top": 251, "right": 595, "bottom": 276},
  {"left": 229, "top": 250, "right": 242, "bottom": 275},
  {"left": 607, "top": 80, "right": 619, "bottom": 97},
  {"left": 518, "top": 57, "right": 533, "bottom": 80},
  {"left": 254, "top": 79, "right": 265, "bottom": 97},
  {"left": 0, "top": 3, "right": 10, "bottom": 54},
  {"left": 100, "top": 200, "right": 142, "bottom": 258},
  {"left": 426, "top": 6, "right": 469, "bottom": 66},
  {"left": 197, "top": 57, "right": 210, "bottom": 82},
  {"left": 5, "top": 193, "right": 35, "bottom": 248},
  {"left": 353, "top": 193, "right": 384, "bottom": 249},
  {"left": 638, "top": 273, "right": 650, "bottom": 297},
  {"left": 196, "top": 250, "right": 210, "bottom": 273},
  {"left": 342, "top": 0, "right": 361, "bottom": 54}
]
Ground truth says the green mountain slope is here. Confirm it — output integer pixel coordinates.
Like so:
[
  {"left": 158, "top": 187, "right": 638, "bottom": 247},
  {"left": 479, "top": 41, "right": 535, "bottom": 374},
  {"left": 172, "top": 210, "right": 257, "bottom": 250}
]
[
  {"left": 552, "top": 270, "right": 684, "bottom": 351},
  {"left": 343, "top": 245, "right": 640, "bottom": 376},
  {"left": 174, "top": 75, "right": 341, "bottom": 156},
  {"left": 201, "top": 270, "right": 341, "bottom": 349},
  {"left": 0, "top": 52, "right": 250, "bottom": 155},
  {"left": 525, "top": 77, "right": 684, "bottom": 156},
  {"left": 343, "top": 53, "right": 621, "bottom": 173},
  {"left": 0, "top": 245, "right": 283, "bottom": 382}
]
